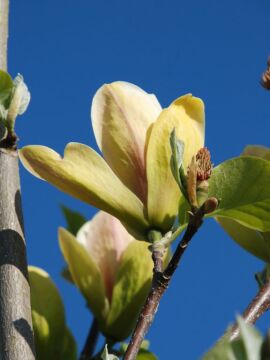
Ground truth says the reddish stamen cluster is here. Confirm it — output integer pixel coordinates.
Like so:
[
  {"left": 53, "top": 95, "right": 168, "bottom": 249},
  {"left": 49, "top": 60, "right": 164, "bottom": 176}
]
[{"left": 196, "top": 147, "right": 212, "bottom": 181}]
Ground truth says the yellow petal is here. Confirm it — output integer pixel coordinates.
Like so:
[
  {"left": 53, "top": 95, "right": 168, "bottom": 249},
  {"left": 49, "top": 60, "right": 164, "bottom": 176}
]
[
  {"left": 91, "top": 82, "right": 162, "bottom": 203},
  {"left": 146, "top": 94, "right": 205, "bottom": 231},
  {"left": 19, "top": 143, "right": 149, "bottom": 237},
  {"left": 77, "top": 211, "right": 133, "bottom": 301},
  {"left": 58, "top": 227, "right": 109, "bottom": 327}
]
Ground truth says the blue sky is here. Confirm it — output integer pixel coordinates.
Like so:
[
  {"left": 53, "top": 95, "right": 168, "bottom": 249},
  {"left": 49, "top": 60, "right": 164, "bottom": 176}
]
[{"left": 8, "top": 0, "right": 270, "bottom": 358}]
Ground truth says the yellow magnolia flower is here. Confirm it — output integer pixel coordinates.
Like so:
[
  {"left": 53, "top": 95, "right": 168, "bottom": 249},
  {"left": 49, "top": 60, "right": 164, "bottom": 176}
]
[
  {"left": 59, "top": 211, "right": 153, "bottom": 340},
  {"left": 19, "top": 82, "right": 205, "bottom": 239}
]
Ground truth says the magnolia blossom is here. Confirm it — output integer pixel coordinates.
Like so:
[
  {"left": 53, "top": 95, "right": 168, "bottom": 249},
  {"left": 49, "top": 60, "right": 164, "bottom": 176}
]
[
  {"left": 59, "top": 211, "right": 153, "bottom": 340},
  {"left": 19, "top": 82, "right": 205, "bottom": 239}
]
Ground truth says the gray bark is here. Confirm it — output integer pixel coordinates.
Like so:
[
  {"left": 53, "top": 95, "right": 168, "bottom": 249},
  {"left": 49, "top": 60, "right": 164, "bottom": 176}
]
[{"left": 0, "top": 1, "right": 35, "bottom": 359}]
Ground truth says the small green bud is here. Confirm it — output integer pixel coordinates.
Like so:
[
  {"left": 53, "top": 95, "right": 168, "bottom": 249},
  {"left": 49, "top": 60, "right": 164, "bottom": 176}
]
[{"left": 6, "top": 74, "right": 30, "bottom": 131}]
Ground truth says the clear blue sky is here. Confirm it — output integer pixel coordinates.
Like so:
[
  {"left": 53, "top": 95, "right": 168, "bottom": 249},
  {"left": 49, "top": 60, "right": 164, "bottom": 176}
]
[{"left": 8, "top": 0, "right": 270, "bottom": 358}]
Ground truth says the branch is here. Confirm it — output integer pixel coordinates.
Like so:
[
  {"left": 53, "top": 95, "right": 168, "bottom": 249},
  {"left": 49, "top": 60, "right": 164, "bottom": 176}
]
[
  {"left": 228, "top": 278, "right": 270, "bottom": 341},
  {"left": 79, "top": 317, "right": 99, "bottom": 360},
  {"left": 123, "top": 206, "right": 205, "bottom": 360},
  {"left": 0, "top": 2, "right": 35, "bottom": 359}
]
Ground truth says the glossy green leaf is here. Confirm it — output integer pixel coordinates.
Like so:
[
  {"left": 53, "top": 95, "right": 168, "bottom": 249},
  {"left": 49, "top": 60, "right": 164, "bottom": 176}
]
[
  {"left": 235, "top": 317, "right": 263, "bottom": 360},
  {"left": 105, "top": 241, "right": 153, "bottom": 340},
  {"left": 170, "top": 129, "right": 186, "bottom": 197},
  {"left": 29, "top": 266, "right": 76, "bottom": 360},
  {"left": 58, "top": 228, "right": 109, "bottom": 328},
  {"left": 216, "top": 148, "right": 270, "bottom": 262},
  {"left": 218, "top": 217, "right": 270, "bottom": 262},
  {"left": 119, "top": 339, "right": 152, "bottom": 356},
  {"left": 137, "top": 349, "right": 158, "bottom": 360},
  {"left": 202, "top": 318, "right": 263, "bottom": 360},
  {"left": 61, "top": 205, "right": 86, "bottom": 235},
  {"left": 207, "top": 157, "right": 270, "bottom": 232}
]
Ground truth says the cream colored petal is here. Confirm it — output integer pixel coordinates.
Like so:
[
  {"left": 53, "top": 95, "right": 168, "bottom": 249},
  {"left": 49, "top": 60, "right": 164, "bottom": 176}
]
[
  {"left": 77, "top": 211, "right": 133, "bottom": 301},
  {"left": 19, "top": 143, "right": 149, "bottom": 237},
  {"left": 146, "top": 94, "right": 205, "bottom": 231},
  {"left": 91, "top": 81, "right": 162, "bottom": 203}
]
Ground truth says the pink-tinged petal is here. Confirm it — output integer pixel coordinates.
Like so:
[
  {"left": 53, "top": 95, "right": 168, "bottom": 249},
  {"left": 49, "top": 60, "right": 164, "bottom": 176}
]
[
  {"left": 77, "top": 211, "right": 133, "bottom": 301},
  {"left": 91, "top": 81, "right": 162, "bottom": 203}
]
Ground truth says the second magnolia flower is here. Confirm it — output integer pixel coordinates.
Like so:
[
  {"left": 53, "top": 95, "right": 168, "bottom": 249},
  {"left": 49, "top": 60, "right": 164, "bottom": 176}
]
[
  {"left": 59, "top": 211, "right": 154, "bottom": 340},
  {"left": 19, "top": 82, "right": 205, "bottom": 239}
]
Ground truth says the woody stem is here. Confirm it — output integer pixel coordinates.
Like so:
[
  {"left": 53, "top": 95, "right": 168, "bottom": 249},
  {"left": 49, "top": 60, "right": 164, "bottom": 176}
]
[{"left": 123, "top": 205, "right": 205, "bottom": 360}]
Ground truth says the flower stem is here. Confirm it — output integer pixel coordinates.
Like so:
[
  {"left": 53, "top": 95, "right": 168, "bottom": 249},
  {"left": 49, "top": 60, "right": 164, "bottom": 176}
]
[
  {"left": 79, "top": 317, "right": 99, "bottom": 360},
  {"left": 123, "top": 205, "right": 205, "bottom": 360}
]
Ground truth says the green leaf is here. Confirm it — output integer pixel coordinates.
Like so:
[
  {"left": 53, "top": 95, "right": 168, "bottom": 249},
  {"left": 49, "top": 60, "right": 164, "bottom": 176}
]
[
  {"left": 58, "top": 227, "right": 109, "bottom": 328},
  {"left": 217, "top": 217, "right": 270, "bottom": 263},
  {"left": 29, "top": 266, "right": 76, "bottom": 360},
  {"left": 60, "top": 327, "right": 77, "bottom": 360},
  {"left": 137, "top": 349, "right": 158, "bottom": 360},
  {"left": 233, "top": 317, "right": 263, "bottom": 360},
  {"left": 207, "top": 157, "right": 270, "bottom": 232},
  {"left": 101, "top": 345, "right": 119, "bottom": 360},
  {"left": 105, "top": 241, "right": 153, "bottom": 341},
  {"left": 0, "top": 70, "right": 13, "bottom": 108},
  {"left": 170, "top": 129, "right": 186, "bottom": 196},
  {"left": 61, "top": 205, "right": 87, "bottom": 235},
  {"left": 202, "top": 317, "right": 263, "bottom": 360}
]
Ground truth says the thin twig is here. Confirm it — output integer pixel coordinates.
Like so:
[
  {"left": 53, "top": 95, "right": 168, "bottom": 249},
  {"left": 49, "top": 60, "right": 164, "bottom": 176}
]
[
  {"left": 228, "top": 278, "right": 270, "bottom": 341},
  {"left": 123, "top": 206, "right": 205, "bottom": 360},
  {"left": 79, "top": 317, "right": 99, "bottom": 360},
  {"left": 0, "top": 2, "right": 35, "bottom": 359}
]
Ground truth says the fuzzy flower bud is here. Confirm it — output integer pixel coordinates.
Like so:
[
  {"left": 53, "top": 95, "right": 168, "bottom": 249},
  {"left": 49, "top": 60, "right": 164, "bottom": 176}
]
[{"left": 187, "top": 147, "right": 213, "bottom": 208}]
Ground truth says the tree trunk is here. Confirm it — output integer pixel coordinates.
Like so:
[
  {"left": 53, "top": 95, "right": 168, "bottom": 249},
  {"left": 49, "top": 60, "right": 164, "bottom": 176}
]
[{"left": 0, "top": 1, "right": 35, "bottom": 359}]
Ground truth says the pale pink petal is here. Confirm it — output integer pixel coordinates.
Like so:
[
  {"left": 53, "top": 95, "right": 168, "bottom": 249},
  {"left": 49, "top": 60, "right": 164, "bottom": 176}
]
[
  {"left": 91, "top": 81, "right": 162, "bottom": 203},
  {"left": 77, "top": 211, "right": 133, "bottom": 301}
]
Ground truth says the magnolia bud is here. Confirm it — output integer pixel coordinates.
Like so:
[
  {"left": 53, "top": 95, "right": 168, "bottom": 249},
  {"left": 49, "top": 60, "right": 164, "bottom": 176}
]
[{"left": 204, "top": 197, "right": 219, "bottom": 214}]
